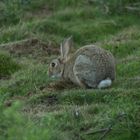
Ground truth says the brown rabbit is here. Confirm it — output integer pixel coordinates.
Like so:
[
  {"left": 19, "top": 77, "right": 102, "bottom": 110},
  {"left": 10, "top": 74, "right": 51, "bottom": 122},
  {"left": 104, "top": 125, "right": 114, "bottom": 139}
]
[{"left": 48, "top": 37, "right": 115, "bottom": 89}]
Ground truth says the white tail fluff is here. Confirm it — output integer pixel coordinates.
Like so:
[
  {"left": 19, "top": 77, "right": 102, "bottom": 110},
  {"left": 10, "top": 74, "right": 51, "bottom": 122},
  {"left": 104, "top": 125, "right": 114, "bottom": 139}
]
[{"left": 97, "top": 78, "right": 112, "bottom": 89}]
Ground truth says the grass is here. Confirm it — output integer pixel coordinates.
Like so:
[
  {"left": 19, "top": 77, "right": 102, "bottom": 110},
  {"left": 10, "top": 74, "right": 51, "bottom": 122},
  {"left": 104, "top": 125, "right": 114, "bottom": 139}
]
[
  {"left": 0, "top": 52, "right": 20, "bottom": 78},
  {"left": 0, "top": 0, "right": 140, "bottom": 140}
]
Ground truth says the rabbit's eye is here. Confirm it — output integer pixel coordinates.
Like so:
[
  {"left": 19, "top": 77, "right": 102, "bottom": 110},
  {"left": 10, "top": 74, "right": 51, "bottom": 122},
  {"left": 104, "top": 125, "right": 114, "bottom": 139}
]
[{"left": 51, "top": 62, "right": 56, "bottom": 67}]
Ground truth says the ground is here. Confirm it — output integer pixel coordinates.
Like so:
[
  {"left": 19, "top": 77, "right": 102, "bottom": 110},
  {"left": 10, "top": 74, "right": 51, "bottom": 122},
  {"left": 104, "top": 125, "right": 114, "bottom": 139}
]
[{"left": 0, "top": 0, "right": 140, "bottom": 140}]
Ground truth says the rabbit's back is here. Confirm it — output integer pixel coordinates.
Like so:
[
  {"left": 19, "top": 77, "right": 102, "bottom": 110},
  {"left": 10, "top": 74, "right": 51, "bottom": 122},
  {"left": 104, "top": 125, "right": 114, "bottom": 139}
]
[{"left": 65, "top": 45, "right": 115, "bottom": 88}]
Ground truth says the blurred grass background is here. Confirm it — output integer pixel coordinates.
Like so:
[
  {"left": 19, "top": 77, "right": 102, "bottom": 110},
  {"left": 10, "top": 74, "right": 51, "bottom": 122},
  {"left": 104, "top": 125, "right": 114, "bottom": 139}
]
[{"left": 0, "top": 0, "right": 140, "bottom": 140}]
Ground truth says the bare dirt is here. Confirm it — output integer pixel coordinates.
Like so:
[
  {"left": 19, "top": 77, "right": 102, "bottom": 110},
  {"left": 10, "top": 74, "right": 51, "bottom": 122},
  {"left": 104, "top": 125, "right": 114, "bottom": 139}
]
[
  {"left": 40, "top": 80, "right": 78, "bottom": 92},
  {"left": 0, "top": 38, "right": 59, "bottom": 57}
]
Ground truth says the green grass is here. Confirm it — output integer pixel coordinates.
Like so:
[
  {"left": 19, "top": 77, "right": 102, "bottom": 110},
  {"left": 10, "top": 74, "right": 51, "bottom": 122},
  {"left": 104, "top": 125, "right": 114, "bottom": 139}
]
[
  {"left": 0, "top": 52, "right": 20, "bottom": 78},
  {"left": 0, "top": 0, "right": 140, "bottom": 140}
]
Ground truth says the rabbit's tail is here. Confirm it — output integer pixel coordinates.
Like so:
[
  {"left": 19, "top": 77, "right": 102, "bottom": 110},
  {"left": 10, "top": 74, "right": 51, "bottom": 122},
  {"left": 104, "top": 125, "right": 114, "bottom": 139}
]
[{"left": 97, "top": 78, "right": 112, "bottom": 89}]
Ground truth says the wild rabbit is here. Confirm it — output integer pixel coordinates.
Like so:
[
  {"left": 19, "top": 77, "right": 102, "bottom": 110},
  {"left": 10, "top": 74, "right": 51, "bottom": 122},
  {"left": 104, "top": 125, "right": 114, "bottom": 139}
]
[{"left": 48, "top": 37, "right": 116, "bottom": 89}]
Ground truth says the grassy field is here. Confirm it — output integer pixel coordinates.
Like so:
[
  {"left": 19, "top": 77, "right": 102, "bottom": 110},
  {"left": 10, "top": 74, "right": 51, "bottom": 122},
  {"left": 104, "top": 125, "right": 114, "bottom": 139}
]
[{"left": 0, "top": 0, "right": 140, "bottom": 140}]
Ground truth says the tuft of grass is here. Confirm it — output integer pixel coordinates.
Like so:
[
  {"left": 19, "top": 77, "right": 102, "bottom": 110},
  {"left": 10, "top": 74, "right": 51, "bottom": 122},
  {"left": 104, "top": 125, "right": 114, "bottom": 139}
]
[
  {"left": 0, "top": 53, "right": 20, "bottom": 78},
  {"left": 46, "top": 0, "right": 84, "bottom": 11},
  {"left": 0, "top": 23, "right": 30, "bottom": 44},
  {"left": 0, "top": 0, "right": 49, "bottom": 26},
  {"left": 117, "top": 61, "right": 140, "bottom": 78},
  {"left": 3, "top": 63, "right": 50, "bottom": 97},
  {"left": 103, "top": 25, "right": 140, "bottom": 58}
]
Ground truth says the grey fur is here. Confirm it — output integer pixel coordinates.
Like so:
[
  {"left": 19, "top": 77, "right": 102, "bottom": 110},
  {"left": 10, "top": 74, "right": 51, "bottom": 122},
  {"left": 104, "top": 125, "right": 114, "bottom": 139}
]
[{"left": 48, "top": 39, "right": 116, "bottom": 89}]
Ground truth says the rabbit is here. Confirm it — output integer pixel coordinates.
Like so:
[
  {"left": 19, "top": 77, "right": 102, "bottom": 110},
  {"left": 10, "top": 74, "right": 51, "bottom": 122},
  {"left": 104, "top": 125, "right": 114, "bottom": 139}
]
[{"left": 48, "top": 36, "right": 116, "bottom": 89}]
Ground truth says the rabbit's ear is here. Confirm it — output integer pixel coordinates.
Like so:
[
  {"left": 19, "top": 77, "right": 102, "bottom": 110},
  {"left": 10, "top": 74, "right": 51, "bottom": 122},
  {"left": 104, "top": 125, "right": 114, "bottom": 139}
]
[{"left": 60, "top": 36, "right": 73, "bottom": 61}]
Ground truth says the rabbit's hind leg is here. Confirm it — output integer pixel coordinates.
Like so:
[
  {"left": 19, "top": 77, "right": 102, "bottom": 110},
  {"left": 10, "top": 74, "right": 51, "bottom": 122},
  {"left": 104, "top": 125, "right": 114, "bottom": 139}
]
[
  {"left": 73, "top": 55, "right": 96, "bottom": 88},
  {"left": 74, "top": 73, "right": 97, "bottom": 89},
  {"left": 97, "top": 78, "right": 112, "bottom": 89}
]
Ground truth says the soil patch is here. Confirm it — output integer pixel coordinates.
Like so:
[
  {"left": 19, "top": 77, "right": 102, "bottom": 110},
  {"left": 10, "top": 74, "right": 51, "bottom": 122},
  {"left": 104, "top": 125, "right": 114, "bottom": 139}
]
[
  {"left": 40, "top": 80, "right": 78, "bottom": 92},
  {"left": 0, "top": 38, "right": 59, "bottom": 58}
]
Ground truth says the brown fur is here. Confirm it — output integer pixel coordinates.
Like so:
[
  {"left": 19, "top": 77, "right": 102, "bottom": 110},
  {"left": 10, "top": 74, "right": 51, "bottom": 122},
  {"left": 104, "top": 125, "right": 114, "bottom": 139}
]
[
  {"left": 48, "top": 37, "right": 116, "bottom": 88},
  {"left": 62, "top": 45, "right": 115, "bottom": 88}
]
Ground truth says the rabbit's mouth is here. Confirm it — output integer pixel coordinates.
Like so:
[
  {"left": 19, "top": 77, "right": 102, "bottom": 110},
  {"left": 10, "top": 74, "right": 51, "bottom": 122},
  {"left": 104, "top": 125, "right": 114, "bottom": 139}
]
[
  {"left": 48, "top": 70, "right": 62, "bottom": 79},
  {"left": 51, "top": 73, "right": 62, "bottom": 79}
]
